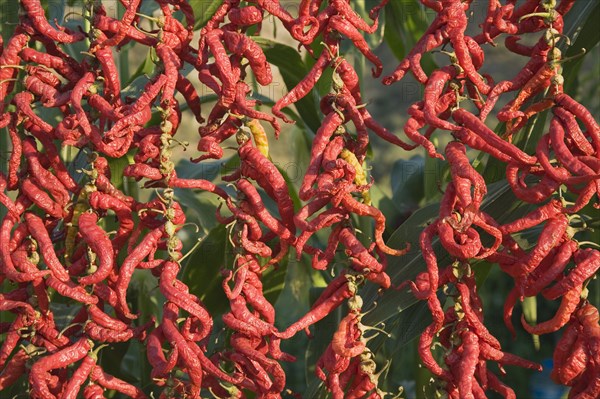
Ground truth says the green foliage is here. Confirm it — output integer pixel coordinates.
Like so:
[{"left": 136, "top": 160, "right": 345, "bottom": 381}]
[
  {"left": 384, "top": 0, "right": 436, "bottom": 72},
  {"left": 191, "top": 0, "right": 224, "bottom": 29},
  {"left": 256, "top": 38, "right": 323, "bottom": 133}
]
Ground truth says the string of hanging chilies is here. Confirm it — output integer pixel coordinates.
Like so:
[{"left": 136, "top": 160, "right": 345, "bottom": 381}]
[{"left": 0, "top": 0, "right": 598, "bottom": 398}]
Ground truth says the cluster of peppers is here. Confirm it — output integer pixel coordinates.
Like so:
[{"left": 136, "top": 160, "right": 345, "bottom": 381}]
[
  {"left": 0, "top": 0, "right": 598, "bottom": 398},
  {"left": 383, "top": 0, "right": 600, "bottom": 398}
]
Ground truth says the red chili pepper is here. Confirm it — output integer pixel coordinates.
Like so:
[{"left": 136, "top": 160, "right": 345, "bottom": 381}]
[
  {"left": 29, "top": 338, "right": 91, "bottom": 398},
  {"left": 90, "top": 364, "right": 147, "bottom": 399},
  {"left": 13, "top": 92, "right": 54, "bottom": 135},
  {"left": 0, "top": 32, "right": 30, "bottom": 110},
  {"left": 2, "top": 115, "right": 23, "bottom": 190},
  {"left": 236, "top": 178, "right": 295, "bottom": 243},
  {"left": 23, "top": 74, "right": 68, "bottom": 107},
  {"left": 22, "top": 0, "right": 85, "bottom": 42},
  {"left": 20, "top": 47, "right": 81, "bottom": 81},
  {"left": 22, "top": 139, "right": 70, "bottom": 206},
  {"left": 479, "top": 340, "right": 542, "bottom": 371},
  {"left": 203, "top": 29, "right": 238, "bottom": 107},
  {"left": 88, "top": 191, "right": 134, "bottom": 251},
  {"left": 46, "top": 275, "right": 98, "bottom": 305},
  {"left": 24, "top": 212, "right": 71, "bottom": 281},
  {"left": 455, "top": 330, "right": 479, "bottom": 398},
  {"left": 0, "top": 314, "right": 28, "bottom": 369},
  {"left": 331, "top": 311, "right": 365, "bottom": 358},
  {"left": 552, "top": 333, "right": 587, "bottom": 385},
  {"left": 549, "top": 117, "right": 599, "bottom": 182},
  {"left": 500, "top": 199, "right": 563, "bottom": 234},
  {"left": 521, "top": 286, "right": 581, "bottom": 335},
  {"left": 553, "top": 106, "right": 595, "bottom": 155},
  {"left": 93, "top": 36, "right": 122, "bottom": 104},
  {"left": 422, "top": 67, "right": 461, "bottom": 131},
  {"left": 0, "top": 347, "right": 30, "bottom": 390},
  {"left": 272, "top": 46, "right": 335, "bottom": 123},
  {"left": 20, "top": 177, "right": 64, "bottom": 218},
  {"left": 507, "top": 215, "right": 568, "bottom": 286},
  {"left": 1, "top": 219, "right": 49, "bottom": 283},
  {"left": 239, "top": 142, "right": 296, "bottom": 233},
  {"left": 85, "top": 322, "right": 134, "bottom": 343},
  {"left": 115, "top": 228, "right": 163, "bottom": 319},
  {"left": 168, "top": 175, "right": 229, "bottom": 200},
  {"left": 341, "top": 195, "right": 409, "bottom": 256},
  {"left": 456, "top": 283, "right": 501, "bottom": 349},
  {"left": 506, "top": 161, "right": 561, "bottom": 204},
  {"left": 222, "top": 30, "right": 272, "bottom": 86},
  {"left": 159, "top": 261, "right": 213, "bottom": 340},
  {"left": 382, "top": 24, "right": 446, "bottom": 85},
  {"left": 419, "top": 321, "right": 451, "bottom": 380},
  {"left": 95, "top": 0, "right": 141, "bottom": 49},
  {"left": 228, "top": 6, "right": 263, "bottom": 26},
  {"left": 61, "top": 352, "right": 98, "bottom": 399},
  {"left": 452, "top": 108, "right": 537, "bottom": 165},
  {"left": 328, "top": 16, "right": 382, "bottom": 77},
  {"left": 87, "top": 305, "right": 128, "bottom": 332},
  {"left": 83, "top": 383, "right": 105, "bottom": 399},
  {"left": 176, "top": 73, "right": 203, "bottom": 123},
  {"left": 543, "top": 249, "right": 600, "bottom": 300},
  {"left": 160, "top": 303, "right": 203, "bottom": 395},
  {"left": 277, "top": 280, "right": 354, "bottom": 339},
  {"left": 554, "top": 93, "right": 600, "bottom": 153},
  {"left": 339, "top": 227, "right": 384, "bottom": 274},
  {"left": 76, "top": 212, "right": 115, "bottom": 285}
]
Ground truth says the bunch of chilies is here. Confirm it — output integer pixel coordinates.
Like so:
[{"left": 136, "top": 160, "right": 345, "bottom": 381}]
[{"left": 0, "top": 0, "right": 598, "bottom": 398}]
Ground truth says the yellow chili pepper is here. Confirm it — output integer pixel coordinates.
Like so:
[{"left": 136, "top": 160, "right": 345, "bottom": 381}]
[
  {"left": 340, "top": 148, "right": 371, "bottom": 205},
  {"left": 245, "top": 119, "right": 269, "bottom": 158},
  {"left": 65, "top": 184, "right": 95, "bottom": 265}
]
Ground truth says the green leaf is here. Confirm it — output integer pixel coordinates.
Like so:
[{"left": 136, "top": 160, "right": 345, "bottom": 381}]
[
  {"left": 192, "top": 0, "right": 223, "bottom": 29},
  {"left": 562, "top": 1, "right": 600, "bottom": 95},
  {"left": 277, "top": 165, "right": 302, "bottom": 213},
  {"left": 175, "top": 158, "right": 226, "bottom": 182},
  {"left": 125, "top": 48, "right": 157, "bottom": 87},
  {"left": 254, "top": 38, "right": 322, "bottom": 133},
  {"left": 260, "top": 256, "right": 289, "bottom": 305},
  {"left": 181, "top": 224, "right": 231, "bottom": 315},
  {"left": 351, "top": 0, "right": 385, "bottom": 48},
  {"left": 106, "top": 155, "right": 132, "bottom": 191},
  {"left": 139, "top": 0, "right": 161, "bottom": 17},
  {"left": 121, "top": 74, "right": 153, "bottom": 104},
  {"left": 292, "top": 125, "right": 313, "bottom": 190},
  {"left": 423, "top": 146, "right": 445, "bottom": 202},
  {"left": 0, "top": 1, "right": 19, "bottom": 40},
  {"left": 383, "top": 1, "right": 407, "bottom": 62},
  {"left": 275, "top": 253, "right": 316, "bottom": 392},
  {"left": 174, "top": 187, "right": 223, "bottom": 233},
  {"left": 173, "top": 156, "right": 233, "bottom": 232},
  {"left": 370, "top": 183, "right": 401, "bottom": 231},
  {"left": 124, "top": 270, "right": 162, "bottom": 389},
  {"left": 522, "top": 296, "right": 540, "bottom": 350},
  {"left": 391, "top": 156, "right": 425, "bottom": 209},
  {"left": 383, "top": 0, "right": 435, "bottom": 72}
]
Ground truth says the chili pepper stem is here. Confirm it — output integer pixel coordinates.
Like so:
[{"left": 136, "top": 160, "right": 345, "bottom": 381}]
[
  {"left": 519, "top": 11, "right": 557, "bottom": 22},
  {"left": 178, "top": 236, "right": 208, "bottom": 262},
  {"left": 133, "top": 23, "right": 159, "bottom": 38},
  {"left": 134, "top": 12, "right": 162, "bottom": 25},
  {"left": 63, "top": 11, "right": 88, "bottom": 23},
  {"left": 555, "top": 48, "right": 587, "bottom": 65},
  {"left": 57, "top": 322, "right": 85, "bottom": 338},
  {"left": 576, "top": 241, "right": 600, "bottom": 250}
]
